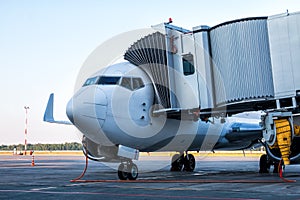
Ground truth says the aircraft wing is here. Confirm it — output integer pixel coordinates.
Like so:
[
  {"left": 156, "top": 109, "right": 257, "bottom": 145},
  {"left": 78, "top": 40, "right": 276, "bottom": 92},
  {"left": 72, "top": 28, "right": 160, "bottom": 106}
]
[{"left": 43, "top": 93, "right": 73, "bottom": 125}]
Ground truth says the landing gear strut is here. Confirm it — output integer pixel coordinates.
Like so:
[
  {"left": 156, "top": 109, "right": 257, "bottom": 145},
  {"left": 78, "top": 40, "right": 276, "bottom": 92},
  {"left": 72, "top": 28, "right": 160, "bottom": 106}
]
[
  {"left": 170, "top": 152, "right": 196, "bottom": 172},
  {"left": 118, "top": 160, "right": 138, "bottom": 180}
]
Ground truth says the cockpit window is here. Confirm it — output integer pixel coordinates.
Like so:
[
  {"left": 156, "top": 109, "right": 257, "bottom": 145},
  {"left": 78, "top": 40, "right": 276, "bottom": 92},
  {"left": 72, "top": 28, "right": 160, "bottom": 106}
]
[
  {"left": 97, "top": 76, "right": 121, "bottom": 85},
  {"left": 132, "top": 78, "right": 144, "bottom": 90},
  {"left": 83, "top": 77, "right": 98, "bottom": 86},
  {"left": 120, "top": 77, "right": 132, "bottom": 90},
  {"left": 82, "top": 76, "right": 144, "bottom": 90},
  {"left": 120, "top": 77, "right": 145, "bottom": 91}
]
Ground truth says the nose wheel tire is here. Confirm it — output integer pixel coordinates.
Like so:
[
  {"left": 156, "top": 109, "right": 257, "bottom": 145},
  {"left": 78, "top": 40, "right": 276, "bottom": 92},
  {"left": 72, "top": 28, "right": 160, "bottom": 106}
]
[
  {"left": 118, "top": 163, "right": 128, "bottom": 180},
  {"left": 127, "top": 163, "right": 138, "bottom": 180},
  {"left": 117, "top": 162, "right": 139, "bottom": 180}
]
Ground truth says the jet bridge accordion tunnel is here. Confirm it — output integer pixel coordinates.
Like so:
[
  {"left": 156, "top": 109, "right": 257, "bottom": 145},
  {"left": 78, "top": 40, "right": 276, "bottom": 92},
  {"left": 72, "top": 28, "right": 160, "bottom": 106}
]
[{"left": 124, "top": 12, "right": 300, "bottom": 119}]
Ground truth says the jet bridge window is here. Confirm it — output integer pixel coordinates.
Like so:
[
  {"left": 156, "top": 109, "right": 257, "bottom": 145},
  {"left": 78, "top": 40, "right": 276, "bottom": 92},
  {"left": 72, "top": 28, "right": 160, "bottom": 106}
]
[
  {"left": 83, "top": 77, "right": 99, "bottom": 87},
  {"left": 98, "top": 76, "right": 121, "bottom": 85},
  {"left": 182, "top": 54, "right": 195, "bottom": 76},
  {"left": 120, "top": 77, "right": 144, "bottom": 91}
]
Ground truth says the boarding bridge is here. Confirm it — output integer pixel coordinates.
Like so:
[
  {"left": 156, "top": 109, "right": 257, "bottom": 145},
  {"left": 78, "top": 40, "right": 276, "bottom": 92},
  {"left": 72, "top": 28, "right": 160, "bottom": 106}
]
[{"left": 124, "top": 12, "right": 300, "bottom": 120}]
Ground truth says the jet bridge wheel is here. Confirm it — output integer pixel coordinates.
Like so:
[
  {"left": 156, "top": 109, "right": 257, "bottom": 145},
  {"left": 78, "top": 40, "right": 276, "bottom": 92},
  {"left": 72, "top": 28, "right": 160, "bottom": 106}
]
[
  {"left": 259, "top": 154, "right": 280, "bottom": 174},
  {"left": 259, "top": 154, "right": 271, "bottom": 173},
  {"left": 273, "top": 162, "right": 279, "bottom": 173}
]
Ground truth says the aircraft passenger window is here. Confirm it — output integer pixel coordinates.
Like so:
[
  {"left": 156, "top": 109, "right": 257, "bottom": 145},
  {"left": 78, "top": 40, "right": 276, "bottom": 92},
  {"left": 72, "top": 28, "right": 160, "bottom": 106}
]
[
  {"left": 132, "top": 78, "right": 144, "bottom": 90},
  {"left": 182, "top": 54, "right": 195, "bottom": 76},
  {"left": 98, "top": 76, "right": 121, "bottom": 85},
  {"left": 120, "top": 77, "right": 132, "bottom": 90},
  {"left": 83, "top": 77, "right": 98, "bottom": 86}
]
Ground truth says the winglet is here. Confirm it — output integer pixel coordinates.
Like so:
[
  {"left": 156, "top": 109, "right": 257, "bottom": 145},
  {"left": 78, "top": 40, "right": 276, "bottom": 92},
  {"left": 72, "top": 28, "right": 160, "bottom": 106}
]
[{"left": 43, "top": 93, "right": 72, "bottom": 125}]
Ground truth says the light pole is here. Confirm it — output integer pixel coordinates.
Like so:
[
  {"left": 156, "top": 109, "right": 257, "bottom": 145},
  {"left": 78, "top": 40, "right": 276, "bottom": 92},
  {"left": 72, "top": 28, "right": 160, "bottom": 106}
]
[{"left": 24, "top": 106, "right": 29, "bottom": 155}]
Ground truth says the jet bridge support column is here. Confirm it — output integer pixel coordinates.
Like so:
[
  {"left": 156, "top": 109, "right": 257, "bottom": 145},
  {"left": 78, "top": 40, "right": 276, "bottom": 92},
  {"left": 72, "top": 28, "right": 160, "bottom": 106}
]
[
  {"left": 262, "top": 112, "right": 293, "bottom": 165},
  {"left": 272, "top": 119, "right": 292, "bottom": 165}
]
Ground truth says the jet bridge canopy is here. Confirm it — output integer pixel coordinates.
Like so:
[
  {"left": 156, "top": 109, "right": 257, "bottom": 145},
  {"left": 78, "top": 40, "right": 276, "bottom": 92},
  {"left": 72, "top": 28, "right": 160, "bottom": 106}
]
[
  {"left": 124, "top": 31, "right": 171, "bottom": 109},
  {"left": 124, "top": 11, "right": 300, "bottom": 119}
]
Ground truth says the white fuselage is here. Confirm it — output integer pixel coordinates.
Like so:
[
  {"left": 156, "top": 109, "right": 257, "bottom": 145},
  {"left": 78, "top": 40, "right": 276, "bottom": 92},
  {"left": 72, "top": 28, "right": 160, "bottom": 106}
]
[{"left": 66, "top": 62, "right": 262, "bottom": 154}]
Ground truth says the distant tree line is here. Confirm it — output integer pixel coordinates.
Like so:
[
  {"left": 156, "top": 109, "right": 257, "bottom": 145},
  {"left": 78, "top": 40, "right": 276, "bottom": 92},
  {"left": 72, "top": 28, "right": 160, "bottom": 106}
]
[{"left": 0, "top": 142, "right": 82, "bottom": 151}]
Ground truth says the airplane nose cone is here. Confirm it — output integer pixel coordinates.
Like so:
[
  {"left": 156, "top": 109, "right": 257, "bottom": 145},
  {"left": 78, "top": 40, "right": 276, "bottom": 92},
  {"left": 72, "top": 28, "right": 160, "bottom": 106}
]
[
  {"left": 66, "top": 98, "right": 74, "bottom": 124},
  {"left": 66, "top": 87, "right": 110, "bottom": 145},
  {"left": 66, "top": 88, "right": 108, "bottom": 127}
]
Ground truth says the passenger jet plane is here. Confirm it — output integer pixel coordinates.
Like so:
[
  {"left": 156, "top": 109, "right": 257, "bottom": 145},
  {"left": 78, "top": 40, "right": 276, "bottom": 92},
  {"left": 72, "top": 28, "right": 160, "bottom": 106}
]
[{"left": 44, "top": 14, "right": 300, "bottom": 180}]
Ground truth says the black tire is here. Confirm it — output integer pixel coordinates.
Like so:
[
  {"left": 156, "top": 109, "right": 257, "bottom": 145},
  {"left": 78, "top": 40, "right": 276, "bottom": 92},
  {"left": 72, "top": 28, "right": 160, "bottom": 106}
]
[
  {"left": 259, "top": 154, "right": 270, "bottom": 173},
  {"left": 184, "top": 154, "right": 196, "bottom": 172},
  {"left": 273, "top": 162, "right": 279, "bottom": 173},
  {"left": 127, "top": 163, "right": 138, "bottom": 180},
  {"left": 118, "top": 163, "right": 128, "bottom": 180},
  {"left": 170, "top": 154, "right": 184, "bottom": 171}
]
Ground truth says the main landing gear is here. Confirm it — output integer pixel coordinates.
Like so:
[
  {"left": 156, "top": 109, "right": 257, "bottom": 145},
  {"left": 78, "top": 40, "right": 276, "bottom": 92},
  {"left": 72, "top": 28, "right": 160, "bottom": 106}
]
[
  {"left": 117, "top": 160, "right": 138, "bottom": 180},
  {"left": 117, "top": 152, "right": 195, "bottom": 180},
  {"left": 259, "top": 154, "right": 279, "bottom": 173},
  {"left": 171, "top": 152, "right": 196, "bottom": 172}
]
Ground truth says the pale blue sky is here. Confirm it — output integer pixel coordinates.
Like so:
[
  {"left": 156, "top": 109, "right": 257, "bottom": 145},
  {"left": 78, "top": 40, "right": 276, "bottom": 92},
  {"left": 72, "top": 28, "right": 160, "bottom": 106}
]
[{"left": 1, "top": 0, "right": 300, "bottom": 145}]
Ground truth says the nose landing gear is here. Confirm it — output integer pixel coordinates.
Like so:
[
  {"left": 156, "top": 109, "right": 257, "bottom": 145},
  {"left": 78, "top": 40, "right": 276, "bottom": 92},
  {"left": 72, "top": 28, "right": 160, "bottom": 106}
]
[{"left": 118, "top": 160, "right": 138, "bottom": 180}]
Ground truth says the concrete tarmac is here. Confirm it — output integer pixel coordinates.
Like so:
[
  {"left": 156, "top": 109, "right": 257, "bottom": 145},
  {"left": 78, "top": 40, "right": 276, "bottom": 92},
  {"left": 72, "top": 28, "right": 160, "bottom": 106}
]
[{"left": 0, "top": 154, "right": 300, "bottom": 200}]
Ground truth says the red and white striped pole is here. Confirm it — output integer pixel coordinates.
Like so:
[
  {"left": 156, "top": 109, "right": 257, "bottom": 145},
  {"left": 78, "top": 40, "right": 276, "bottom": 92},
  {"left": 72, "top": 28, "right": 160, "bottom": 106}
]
[{"left": 24, "top": 106, "right": 29, "bottom": 155}]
